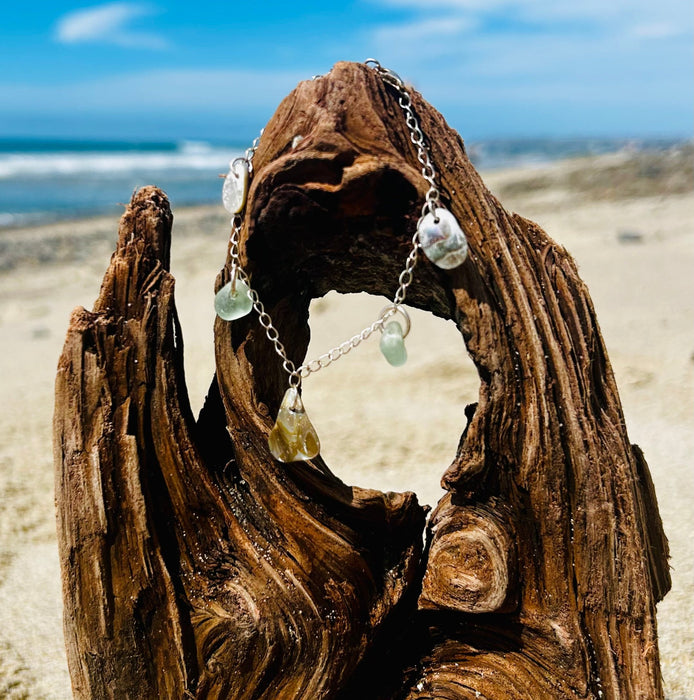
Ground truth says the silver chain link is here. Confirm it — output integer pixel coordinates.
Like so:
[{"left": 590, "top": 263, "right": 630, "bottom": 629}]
[
  {"left": 365, "top": 59, "right": 441, "bottom": 217},
  {"left": 225, "top": 60, "right": 445, "bottom": 387}
]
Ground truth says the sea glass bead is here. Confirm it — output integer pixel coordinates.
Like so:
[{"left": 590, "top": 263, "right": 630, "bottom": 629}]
[
  {"left": 418, "top": 208, "right": 468, "bottom": 269},
  {"left": 214, "top": 278, "right": 253, "bottom": 320},
  {"left": 222, "top": 160, "right": 249, "bottom": 214},
  {"left": 380, "top": 320, "right": 407, "bottom": 367},
  {"left": 268, "top": 387, "right": 320, "bottom": 462}
]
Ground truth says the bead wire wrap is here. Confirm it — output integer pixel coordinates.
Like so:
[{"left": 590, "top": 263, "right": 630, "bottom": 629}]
[{"left": 222, "top": 59, "right": 453, "bottom": 391}]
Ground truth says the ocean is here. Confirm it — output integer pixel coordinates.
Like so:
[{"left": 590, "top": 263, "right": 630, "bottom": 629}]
[
  {"left": 0, "top": 138, "right": 245, "bottom": 229},
  {"left": 0, "top": 136, "right": 685, "bottom": 230}
]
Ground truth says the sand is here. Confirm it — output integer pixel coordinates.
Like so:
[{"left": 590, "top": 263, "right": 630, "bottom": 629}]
[{"left": 0, "top": 146, "right": 691, "bottom": 698}]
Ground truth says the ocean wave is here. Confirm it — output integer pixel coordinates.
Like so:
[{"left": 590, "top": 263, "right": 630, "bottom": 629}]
[
  {"left": 2, "top": 137, "right": 687, "bottom": 230},
  {"left": 0, "top": 146, "right": 242, "bottom": 180},
  {"left": 177, "top": 139, "right": 216, "bottom": 154},
  {"left": 0, "top": 211, "right": 58, "bottom": 228}
]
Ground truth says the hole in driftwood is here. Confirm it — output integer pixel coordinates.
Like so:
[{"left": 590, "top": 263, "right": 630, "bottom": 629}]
[{"left": 303, "top": 291, "right": 479, "bottom": 508}]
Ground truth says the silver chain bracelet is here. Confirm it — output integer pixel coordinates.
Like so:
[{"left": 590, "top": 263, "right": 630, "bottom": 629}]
[{"left": 214, "top": 59, "right": 469, "bottom": 463}]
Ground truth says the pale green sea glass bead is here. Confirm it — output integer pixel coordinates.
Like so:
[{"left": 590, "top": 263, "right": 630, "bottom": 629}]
[
  {"left": 214, "top": 279, "right": 253, "bottom": 320},
  {"left": 380, "top": 321, "right": 407, "bottom": 366}
]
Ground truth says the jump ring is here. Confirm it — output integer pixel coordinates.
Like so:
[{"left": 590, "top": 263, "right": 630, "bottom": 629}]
[{"left": 378, "top": 304, "right": 411, "bottom": 338}]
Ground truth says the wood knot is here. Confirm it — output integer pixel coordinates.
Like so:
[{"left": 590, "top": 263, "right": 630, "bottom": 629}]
[{"left": 419, "top": 497, "right": 517, "bottom": 614}]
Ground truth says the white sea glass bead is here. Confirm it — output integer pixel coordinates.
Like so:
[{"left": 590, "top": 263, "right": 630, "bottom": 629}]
[
  {"left": 418, "top": 208, "right": 468, "bottom": 269},
  {"left": 222, "top": 160, "right": 249, "bottom": 214},
  {"left": 380, "top": 320, "right": 407, "bottom": 366},
  {"left": 268, "top": 387, "right": 320, "bottom": 462},
  {"left": 214, "top": 278, "right": 253, "bottom": 320}
]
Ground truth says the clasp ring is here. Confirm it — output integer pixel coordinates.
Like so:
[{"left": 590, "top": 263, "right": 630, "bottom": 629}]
[{"left": 378, "top": 304, "right": 411, "bottom": 338}]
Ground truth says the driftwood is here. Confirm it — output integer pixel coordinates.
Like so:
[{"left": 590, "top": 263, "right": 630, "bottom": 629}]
[{"left": 54, "top": 61, "right": 670, "bottom": 698}]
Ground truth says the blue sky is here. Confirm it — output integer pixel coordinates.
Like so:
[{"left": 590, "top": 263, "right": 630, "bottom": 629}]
[{"left": 0, "top": 0, "right": 692, "bottom": 141}]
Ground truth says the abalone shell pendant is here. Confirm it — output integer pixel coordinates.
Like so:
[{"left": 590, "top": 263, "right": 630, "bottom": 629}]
[
  {"left": 418, "top": 208, "right": 468, "bottom": 269},
  {"left": 222, "top": 160, "right": 249, "bottom": 214}
]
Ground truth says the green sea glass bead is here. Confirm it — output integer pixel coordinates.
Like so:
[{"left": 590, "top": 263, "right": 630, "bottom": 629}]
[
  {"left": 380, "top": 320, "right": 407, "bottom": 367},
  {"left": 214, "top": 279, "right": 253, "bottom": 320}
]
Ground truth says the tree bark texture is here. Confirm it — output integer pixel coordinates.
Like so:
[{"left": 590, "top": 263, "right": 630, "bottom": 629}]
[{"left": 54, "top": 61, "right": 670, "bottom": 699}]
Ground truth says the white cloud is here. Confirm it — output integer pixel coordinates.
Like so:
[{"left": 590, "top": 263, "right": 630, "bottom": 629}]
[
  {"left": 371, "top": 0, "right": 692, "bottom": 26},
  {"left": 54, "top": 2, "right": 168, "bottom": 50},
  {"left": 366, "top": 0, "right": 693, "bottom": 83},
  {"left": 372, "top": 0, "right": 600, "bottom": 18},
  {"left": 360, "top": 0, "right": 693, "bottom": 137},
  {"left": 373, "top": 16, "right": 475, "bottom": 44},
  {"left": 370, "top": 17, "right": 477, "bottom": 65},
  {"left": 629, "top": 22, "right": 684, "bottom": 39}
]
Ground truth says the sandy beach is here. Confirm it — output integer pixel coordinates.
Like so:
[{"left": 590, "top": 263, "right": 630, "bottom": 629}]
[{"left": 0, "top": 146, "right": 692, "bottom": 698}]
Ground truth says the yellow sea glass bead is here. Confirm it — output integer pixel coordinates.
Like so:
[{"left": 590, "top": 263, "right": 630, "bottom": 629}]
[{"left": 268, "top": 387, "right": 320, "bottom": 462}]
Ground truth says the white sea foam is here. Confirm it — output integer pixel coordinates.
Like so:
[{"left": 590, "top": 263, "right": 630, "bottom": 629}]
[
  {"left": 0, "top": 145, "right": 241, "bottom": 180},
  {"left": 0, "top": 211, "right": 50, "bottom": 228},
  {"left": 177, "top": 139, "right": 216, "bottom": 154}
]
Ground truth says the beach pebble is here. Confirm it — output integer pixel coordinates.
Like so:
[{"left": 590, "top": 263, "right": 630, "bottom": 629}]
[{"left": 617, "top": 229, "right": 644, "bottom": 244}]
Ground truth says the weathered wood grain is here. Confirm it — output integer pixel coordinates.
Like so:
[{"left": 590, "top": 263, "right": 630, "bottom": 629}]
[{"left": 55, "top": 61, "right": 669, "bottom": 699}]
